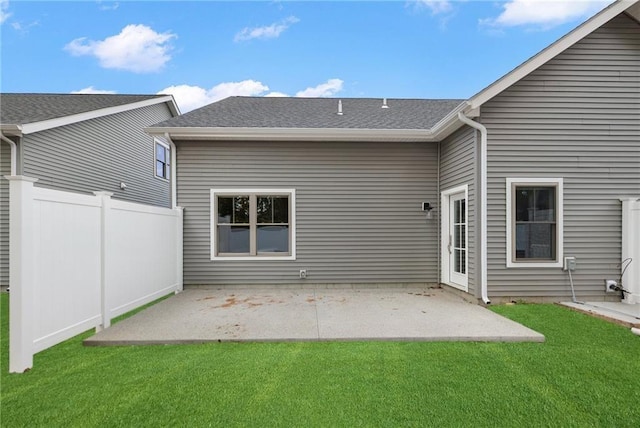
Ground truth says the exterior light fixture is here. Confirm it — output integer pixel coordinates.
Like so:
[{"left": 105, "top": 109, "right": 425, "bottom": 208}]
[{"left": 422, "top": 202, "right": 433, "bottom": 219}]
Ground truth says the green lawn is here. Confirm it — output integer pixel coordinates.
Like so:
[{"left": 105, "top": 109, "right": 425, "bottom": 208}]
[{"left": 1, "top": 293, "right": 639, "bottom": 427}]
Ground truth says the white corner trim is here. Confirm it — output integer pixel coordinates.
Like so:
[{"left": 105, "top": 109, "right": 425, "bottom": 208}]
[
  {"left": 210, "top": 188, "right": 297, "bottom": 261},
  {"left": 20, "top": 96, "right": 176, "bottom": 135},
  {"left": 506, "top": 178, "right": 564, "bottom": 268}
]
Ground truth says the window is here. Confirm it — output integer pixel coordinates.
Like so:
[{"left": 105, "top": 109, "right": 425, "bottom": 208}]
[
  {"left": 155, "top": 140, "right": 170, "bottom": 180},
  {"left": 211, "top": 189, "right": 296, "bottom": 260},
  {"left": 506, "top": 178, "right": 563, "bottom": 268}
]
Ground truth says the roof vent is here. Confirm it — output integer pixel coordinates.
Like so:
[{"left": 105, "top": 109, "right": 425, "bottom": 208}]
[
  {"left": 337, "top": 100, "right": 343, "bottom": 115},
  {"left": 382, "top": 98, "right": 389, "bottom": 109}
]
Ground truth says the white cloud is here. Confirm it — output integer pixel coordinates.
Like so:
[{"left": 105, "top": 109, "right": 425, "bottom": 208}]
[
  {"left": 234, "top": 16, "right": 299, "bottom": 42},
  {"left": 64, "top": 24, "right": 176, "bottom": 73},
  {"left": 0, "top": 0, "right": 11, "bottom": 24},
  {"left": 482, "top": 0, "right": 613, "bottom": 28},
  {"left": 98, "top": 1, "right": 119, "bottom": 11},
  {"left": 416, "top": 0, "right": 453, "bottom": 15},
  {"left": 158, "top": 78, "right": 344, "bottom": 112},
  {"left": 158, "top": 80, "right": 270, "bottom": 112},
  {"left": 264, "top": 92, "right": 289, "bottom": 97},
  {"left": 71, "top": 86, "right": 117, "bottom": 94},
  {"left": 295, "top": 79, "right": 344, "bottom": 98}
]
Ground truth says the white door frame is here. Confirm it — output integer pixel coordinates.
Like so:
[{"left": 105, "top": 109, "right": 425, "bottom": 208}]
[{"left": 441, "top": 184, "right": 469, "bottom": 291}]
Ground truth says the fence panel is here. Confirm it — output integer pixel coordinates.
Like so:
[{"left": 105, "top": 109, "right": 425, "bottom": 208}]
[
  {"left": 32, "top": 187, "right": 102, "bottom": 352},
  {"left": 8, "top": 176, "right": 183, "bottom": 372},
  {"left": 105, "top": 199, "right": 181, "bottom": 322}
]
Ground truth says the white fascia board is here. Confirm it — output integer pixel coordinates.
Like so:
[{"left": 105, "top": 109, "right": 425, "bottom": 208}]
[
  {"left": 468, "top": 0, "right": 637, "bottom": 110},
  {"left": 146, "top": 126, "right": 436, "bottom": 142},
  {"left": 20, "top": 95, "right": 178, "bottom": 135}
]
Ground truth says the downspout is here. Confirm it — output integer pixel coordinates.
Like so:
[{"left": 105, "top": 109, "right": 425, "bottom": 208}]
[
  {"left": 457, "top": 112, "right": 490, "bottom": 304},
  {"left": 1, "top": 133, "right": 18, "bottom": 175},
  {"left": 164, "top": 133, "right": 177, "bottom": 209},
  {"left": 437, "top": 141, "right": 441, "bottom": 286}
]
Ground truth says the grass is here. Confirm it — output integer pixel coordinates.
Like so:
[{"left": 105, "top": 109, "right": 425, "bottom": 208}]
[{"left": 1, "top": 293, "right": 639, "bottom": 427}]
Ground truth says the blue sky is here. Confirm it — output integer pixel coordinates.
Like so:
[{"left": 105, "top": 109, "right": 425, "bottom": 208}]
[{"left": 1, "top": 0, "right": 613, "bottom": 112}]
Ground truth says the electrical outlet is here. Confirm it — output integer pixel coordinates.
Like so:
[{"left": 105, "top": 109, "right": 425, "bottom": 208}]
[
  {"left": 563, "top": 257, "right": 576, "bottom": 271},
  {"left": 605, "top": 279, "right": 618, "bottom": 293},
  {"left": 299, "top": 269, "right": 307, "bottom": 279}
]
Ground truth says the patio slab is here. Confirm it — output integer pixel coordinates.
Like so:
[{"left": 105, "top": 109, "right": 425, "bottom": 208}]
[
  {"left": 84, "top": 287, "right": 544, "bottom": 345},
  {"left": 560, "top": 301, "right": 640, "bottom": 328}
]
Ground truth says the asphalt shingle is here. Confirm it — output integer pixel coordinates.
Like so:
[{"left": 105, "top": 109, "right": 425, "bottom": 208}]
[
  {"left": 153, "top": 97, "right": 465, "bottom": 130},
  {"left": 0, "top": 93, "right": 166, "bottom": 125}
]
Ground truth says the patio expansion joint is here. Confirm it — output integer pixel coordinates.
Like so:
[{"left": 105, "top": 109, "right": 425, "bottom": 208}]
[{"left": 313, "top": 288, "right": 321, "bottom": 339}]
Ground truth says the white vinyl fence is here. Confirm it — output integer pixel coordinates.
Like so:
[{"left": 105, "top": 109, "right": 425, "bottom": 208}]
[
  {"left": 8, "top": 176, "right": 183, "bottom": 373},
  {"left": 621, "top": 198, "right": 639, "bottom": 304}
]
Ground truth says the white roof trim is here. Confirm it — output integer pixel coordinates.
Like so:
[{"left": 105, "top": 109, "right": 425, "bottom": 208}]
[
  {"left": 468, "top": 0, "right": 638, "bottom": 110},
  {"left": 19, "top": 95, "right": 179, "bottom": 135},
  {"left": 146, "top": 126, "right": 437, "bottom": 142}
]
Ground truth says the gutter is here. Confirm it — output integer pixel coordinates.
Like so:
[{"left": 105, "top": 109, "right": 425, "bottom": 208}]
[
  {"left": 0, "top": 132, "right": 18, "bottom": 175},
  {"left": 457, "top": 112, "right": 490, "bottom": 305},
  {"left": 146, "top": 126, "right": 436, "bottom": 143}
]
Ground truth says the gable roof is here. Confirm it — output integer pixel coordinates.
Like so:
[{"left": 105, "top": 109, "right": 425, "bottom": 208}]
[{"left": 0, "top": 93, "right": 180, "bottom": 135}]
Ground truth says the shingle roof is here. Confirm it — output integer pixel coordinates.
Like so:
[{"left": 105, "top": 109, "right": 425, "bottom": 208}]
[
  {"left": 153, "top": 97, "right": 465, "bottom": 130},
  {"left": 0, "top": 93, "right": 167, "bottom": 125}
]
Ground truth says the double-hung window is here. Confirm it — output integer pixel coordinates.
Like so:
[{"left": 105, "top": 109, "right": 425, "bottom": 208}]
[
  {"left": 506, "top": 178, "right": 563, "bottom": 268},
  {"left": 211, "top": 189, "right": 296, "bottom": 260},
  {"left": 155, "top": 140, "right": 170, "bottom": 180}
]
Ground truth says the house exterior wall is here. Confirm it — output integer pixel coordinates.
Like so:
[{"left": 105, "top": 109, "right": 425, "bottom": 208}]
[
  {"left": 0, "top": 140, "right": 11, "bottom": 286},
  {"left": 0, "top": 102, "right": 174, "bottom": 287},
  {"left": 439, "top": 126, "right": 478, "bottom": 296},
  {"left": 481, "top": 13, "right": 640, "bottom": 300},
  {"left": 177, "top": 140, "right": 439, "bottom": 286},
  {"left": 22, "top": 102, "right": 173, "bottom": 207}
]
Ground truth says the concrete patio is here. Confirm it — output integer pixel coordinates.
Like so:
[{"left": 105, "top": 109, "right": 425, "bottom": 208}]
[{"left": 85, "top": 287, "right": 544, "bottom": 345}]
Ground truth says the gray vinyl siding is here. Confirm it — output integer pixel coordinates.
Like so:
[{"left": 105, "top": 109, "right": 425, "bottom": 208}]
[
  {"left": 22, "top": 102, "right": 173, "bottom": 207},
  {"left": 0, "top": 141, "right": 10, "bottom": 286},
  {"left": 481, "top": 13, "right": 640, "bottom": 300},
  {"left": 439, "top": 126, "right": 477, "bottom": 296},
  {"left": 178, "top": 140, "right": 439, "bottom": 286}
]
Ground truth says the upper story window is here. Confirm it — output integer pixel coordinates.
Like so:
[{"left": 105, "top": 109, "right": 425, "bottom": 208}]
[
  {"left": 155, "top": 140, "right": 170, "bottom": 180},
  {"left": 506, "top": 178, "right": 563, "bottom": 268},
  {"left": 210, "top": 189, "right": 296, "bottom": 261}
]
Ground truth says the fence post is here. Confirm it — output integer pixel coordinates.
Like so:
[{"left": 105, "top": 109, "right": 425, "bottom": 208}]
[
  {"left": 620, "top": 198, "right": 639, "bottom": 304},
  {"left": 7, "top": 175, "right": 38, "bottom": 373},
  {"left": 176, "top": 207, "right": 184, "bottom": 293},
  {"left": 94, "top": 191, "right": 114, "bottom": 329}
]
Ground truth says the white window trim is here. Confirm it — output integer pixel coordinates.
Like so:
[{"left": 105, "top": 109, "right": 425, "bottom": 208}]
[
  {"left": 441, "top": 184, "right": 469, "bottom": 291},
  {"left": 506, "top": 178, "right": 563, "bottom": 268},
  {"left": 154, "top": 138, "right": 170, "bottom": 182},
  {"left": 210, "top": 188, "right": 296, "bottom": 261}
]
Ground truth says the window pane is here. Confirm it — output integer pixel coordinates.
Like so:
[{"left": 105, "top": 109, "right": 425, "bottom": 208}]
[
  {"left": 165, "top": 147, "right": 170, "bottom": 165},
  {"left": 272, "top": 197, "right": 289, "bottom": 223},
  {"left": 165, "top": 165, "right": 170, "bottom": 180},
  {"left": 156, "top": 161, "right": 164, "bottom": 178},
  {"left": 218, "top": 197, "right": 233, "bottom": 223},
  {"left": 515, "top": 187, "right": 534, "bottom": 221},
  {"left": 156, "top": 144, "right": 165, "bottom": 162},
  {"left": 218, "top": 225, "right": 250, "bottom": 253},
  {"left": 234, "top": 196, "right": 250, "bottom": 223},
  {"left": 257, "top": 196, "right": 272, "bottom": 223},
  {"left": 534, "top": 188, "right": 555, "bottom": 221},
  {"left": 257, "top": 225, "right": 289, "bottom": 253},
  {"left": 515, "top": 223, "right": 556, "bottom": 260}
]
